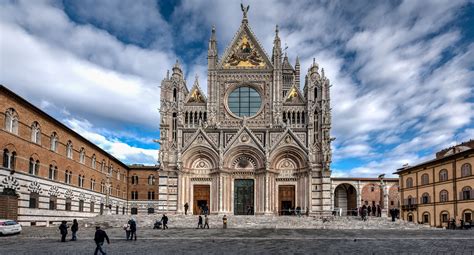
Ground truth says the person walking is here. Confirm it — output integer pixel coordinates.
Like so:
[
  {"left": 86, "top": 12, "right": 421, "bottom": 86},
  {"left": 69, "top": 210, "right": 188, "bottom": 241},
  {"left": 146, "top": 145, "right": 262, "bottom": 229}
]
[
  {"left": 59, "top": 220, "right": 68, "bottom": 242},
  {"left": 94, "top": 226, "right": 110, "bottom": 255},
  {"left": 197, "top": 215, "right": 203, "bottom": 229},
  {"left": 123, "top": 221, "right": 131, "bottom": 240},
  {"left": 184, "top": 203, "right": 189, "bottom": 215},
  {"left": 204, "top": 215, "right": 209, "bottom": 229},
  {"left": 71, "top": 219, "right": 78, "bottom": 241},
  {"left": 222, "top": 215, "right": 227, "bottom": 229},
  {"left": 162, "top": 214, "right": 169, "bottom": 230},
  {"left": 129, "top": 218, "right": 137, "bottom": 241}
]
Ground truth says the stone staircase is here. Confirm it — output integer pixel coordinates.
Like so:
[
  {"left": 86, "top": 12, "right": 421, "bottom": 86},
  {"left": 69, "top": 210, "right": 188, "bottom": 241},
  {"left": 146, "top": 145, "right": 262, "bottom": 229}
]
[{"left": 80, "top": 214, "right": 433, "bottom": 230}]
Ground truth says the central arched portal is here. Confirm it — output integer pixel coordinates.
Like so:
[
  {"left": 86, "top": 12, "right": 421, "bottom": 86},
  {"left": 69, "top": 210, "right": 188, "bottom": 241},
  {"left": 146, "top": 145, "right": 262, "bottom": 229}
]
[{"left": 234, "top": 179, "right": 254, "bottom": 215}]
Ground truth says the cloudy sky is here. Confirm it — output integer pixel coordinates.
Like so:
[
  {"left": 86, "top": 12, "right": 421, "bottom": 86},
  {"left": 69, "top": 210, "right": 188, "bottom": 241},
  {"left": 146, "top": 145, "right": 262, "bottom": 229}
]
[{"left": 1, "top": 0, "right": 473, "bottom": 177}]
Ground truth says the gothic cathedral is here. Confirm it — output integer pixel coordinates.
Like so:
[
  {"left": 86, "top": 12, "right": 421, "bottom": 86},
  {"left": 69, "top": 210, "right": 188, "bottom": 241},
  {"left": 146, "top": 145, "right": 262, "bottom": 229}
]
[{"left": 158, "top": 7, "right": 333, "bottom": 215}]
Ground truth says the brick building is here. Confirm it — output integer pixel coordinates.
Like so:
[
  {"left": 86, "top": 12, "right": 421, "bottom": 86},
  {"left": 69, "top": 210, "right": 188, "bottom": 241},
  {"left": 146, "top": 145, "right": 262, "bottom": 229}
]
[{"left": 395, "top": 140, "right": 474, "bottom": 227}]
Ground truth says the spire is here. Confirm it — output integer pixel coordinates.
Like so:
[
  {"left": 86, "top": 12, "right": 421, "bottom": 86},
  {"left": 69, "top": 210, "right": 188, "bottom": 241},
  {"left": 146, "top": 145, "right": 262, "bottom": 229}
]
[
  {"left": 208, "top": 26, "right": 217, "bottom": 69},
  {"left": 295, "top": 56, "right": 300, "bottom": 88},
  {"left": 272, "top": 25, "right": 281, "bottom": 66},
  {"left": 241, "top": 3, "right": 249, "bottom": 23},
  {"left": 172, "top": 59, "right": 182, "bottom": 78}
]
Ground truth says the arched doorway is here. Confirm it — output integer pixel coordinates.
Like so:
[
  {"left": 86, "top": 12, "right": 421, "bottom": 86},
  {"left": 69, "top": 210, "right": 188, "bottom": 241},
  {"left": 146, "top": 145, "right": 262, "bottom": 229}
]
[{"left": 334, "top": 183, "right": 357, "bottom": 215}]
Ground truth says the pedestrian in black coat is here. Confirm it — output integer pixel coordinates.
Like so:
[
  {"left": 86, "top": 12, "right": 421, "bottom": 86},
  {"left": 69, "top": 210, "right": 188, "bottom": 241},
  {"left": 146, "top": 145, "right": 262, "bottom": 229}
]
[
  {"left": 71, "top": 219, "right": 78, "bottom": 241},
  {"left": 197, "top": 215, "right": 203, "bottom": 229},
  {"left": 58, "top": 221, "right": 68, "bottom": 242},
  {"left": 162, "top": 214, "right": 169, "bottom": 230},
  {"left": 129, "top": 219, "right": 137, "bottom": 241},
  {"left": 94, "top": 226, "right": 110, "bottom": 255}
]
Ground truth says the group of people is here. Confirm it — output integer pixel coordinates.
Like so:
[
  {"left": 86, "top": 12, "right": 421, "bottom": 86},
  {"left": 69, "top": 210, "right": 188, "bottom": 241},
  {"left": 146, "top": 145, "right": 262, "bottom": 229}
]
[
  {"left": 58, "top": 219, "right": 110, "bottom": 255},
  {"left": 122, "top": 218, "right": 138, "bottom": 240},
  {"left": 58, "top": 219, "right": 79, "bottom": 242},
  {"left": 196, "top": 215, "right": 210, "bottom": 229},
  {"left": 359, "top": 204, "right": 383, "bottom": 221},
  {"left": 151, "top": 214, "right": 169, "bottom": 230}
]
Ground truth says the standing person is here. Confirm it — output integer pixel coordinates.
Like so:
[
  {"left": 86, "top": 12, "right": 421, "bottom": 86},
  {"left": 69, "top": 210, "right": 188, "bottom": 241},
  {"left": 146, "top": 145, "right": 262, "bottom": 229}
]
[
  {"left": 129, "top": 218, "right": 137, "bottom": 241},
  {"left": 59, "top": 220, "right": 68, "bottom": 242},
  {"left": 184, "top": 203, "right": 189, "bottom": 215},
  {"left": 204, "top": 215, "right": 209, "bottom": 229},
  {"left": 197, "top": 215, "right": 203, "bottom": 229},
  {"left": 123, "top": 221, "right": 131, "bottom": 240},
  {"left": 377, "top": 205, "right": 382, "bottom": 217},
  {"left": 162, "top": 214, "right": 169, "bottom": 230},
  {"left": 222, "top": 215, "right": 227, "bottom": 229},
  {"left": 71, "top": 219, "right": 78, "bottom": 241},
  {"left": 94, "top": 226, "right": 110, "bottom": 255},
  {"left": 367, "top": 205, "right": 372, "bottom": 217}
]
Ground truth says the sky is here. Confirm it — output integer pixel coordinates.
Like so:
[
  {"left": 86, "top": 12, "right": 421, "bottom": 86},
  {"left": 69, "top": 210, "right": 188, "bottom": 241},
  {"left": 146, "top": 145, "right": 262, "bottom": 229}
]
[{"left": 0, "top": 0, "right": 473, "bottom": 177}]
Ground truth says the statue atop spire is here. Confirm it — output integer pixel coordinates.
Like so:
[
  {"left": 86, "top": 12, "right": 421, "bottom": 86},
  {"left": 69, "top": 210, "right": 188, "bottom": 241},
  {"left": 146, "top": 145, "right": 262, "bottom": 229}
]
[{"left": 241, "top": 3, "right": 249, "bottom": 21}]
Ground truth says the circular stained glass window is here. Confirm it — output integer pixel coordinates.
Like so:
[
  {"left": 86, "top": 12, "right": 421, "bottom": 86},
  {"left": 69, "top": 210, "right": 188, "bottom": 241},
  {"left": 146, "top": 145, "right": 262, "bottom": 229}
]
[{"left": 227, "top": 86, "right": 262, "bottom": 117}]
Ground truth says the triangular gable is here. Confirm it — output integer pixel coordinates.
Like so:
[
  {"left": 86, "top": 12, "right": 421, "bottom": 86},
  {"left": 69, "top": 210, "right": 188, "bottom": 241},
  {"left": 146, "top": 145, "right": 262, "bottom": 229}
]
[
  {"left": 185, "top": 76, "right": 207, "bottom": 104},
  {"left": 224, "top": 125, "right": 265, "bottom": 154},
  {"left": 284, "top": 84, "right": 305, "bottom": 104},
  {"left": 219, "top": 22, "right": 272, "bottom": 69},
  {"left": 182, "top": 128, "right": 218, "bottom": 153},
  {"left": 271, "top": 127, "right": 308, "bottom": 153}
]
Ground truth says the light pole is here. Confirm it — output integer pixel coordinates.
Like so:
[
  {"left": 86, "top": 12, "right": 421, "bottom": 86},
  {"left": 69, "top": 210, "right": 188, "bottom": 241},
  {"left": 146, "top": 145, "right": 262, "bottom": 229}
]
[{"left": 378, "top": 174, "right": 388, "bottom": 217}]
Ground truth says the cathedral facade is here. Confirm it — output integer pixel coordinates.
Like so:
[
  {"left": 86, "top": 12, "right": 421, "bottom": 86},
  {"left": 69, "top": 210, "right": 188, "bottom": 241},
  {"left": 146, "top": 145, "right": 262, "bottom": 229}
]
[{"left": 158, "top": 8, "right": 334, "bottom": 215}]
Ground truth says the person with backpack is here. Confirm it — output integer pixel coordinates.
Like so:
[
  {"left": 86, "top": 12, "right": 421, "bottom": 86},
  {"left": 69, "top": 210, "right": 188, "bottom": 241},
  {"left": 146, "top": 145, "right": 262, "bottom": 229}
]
[
  {"left": 70, "top": 219, "right": 78, "bottom": 241},
  {"left": 123, "top": 221, "right": 131, "bottom": 240},
  {"left": 129, "top": 218, "right": 137, "bottom": 241},
  {"left": 58, "top": 220, "right": 68, "bottom": 242}
]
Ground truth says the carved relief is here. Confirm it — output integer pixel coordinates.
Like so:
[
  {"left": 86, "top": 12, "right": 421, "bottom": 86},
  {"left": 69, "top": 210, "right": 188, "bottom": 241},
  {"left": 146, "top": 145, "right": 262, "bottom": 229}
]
[
  {"left": 48, "top": 186, "right": 60, "bottom": 197},
  {"left": 64, "top": 189, "right": 74, "bottom": 199},
  {"left": 28, "top": 181, "right": 43, "bottom": 194},
  {"left": 1, "top": 175, "right": 20, "bottom": 190}
]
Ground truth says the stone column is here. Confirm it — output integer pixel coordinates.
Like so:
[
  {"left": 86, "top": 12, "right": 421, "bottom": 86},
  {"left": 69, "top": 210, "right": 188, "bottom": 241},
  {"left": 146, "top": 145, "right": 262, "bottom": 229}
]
[
  {"left": 177, "top": 173, "right": 183, "bottom": 214},
  {"left": 356, "top": 180, "right": 362, "bottom": 209}
]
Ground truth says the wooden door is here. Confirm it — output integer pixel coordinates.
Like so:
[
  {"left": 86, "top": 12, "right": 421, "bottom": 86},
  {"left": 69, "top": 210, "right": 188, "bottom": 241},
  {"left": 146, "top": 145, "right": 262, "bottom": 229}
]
[
  {"left": 278, "top": 185, "right": 295, "bottom": 215},
  {"left": 193, "top": 185, "right": 210, "bottom": 214}
]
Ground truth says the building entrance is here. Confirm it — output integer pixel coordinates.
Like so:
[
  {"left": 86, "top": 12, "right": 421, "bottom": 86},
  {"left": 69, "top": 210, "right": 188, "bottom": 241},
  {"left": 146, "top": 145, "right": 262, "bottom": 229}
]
[
  {"left": 193, "top": 185, "right": 210, "bottom": 214},
  {"left": 278, "top": 185, "right": 295, "bottom": 215},
  {"left": 234, "top": 179, "right": 254, "bottom": 215}
]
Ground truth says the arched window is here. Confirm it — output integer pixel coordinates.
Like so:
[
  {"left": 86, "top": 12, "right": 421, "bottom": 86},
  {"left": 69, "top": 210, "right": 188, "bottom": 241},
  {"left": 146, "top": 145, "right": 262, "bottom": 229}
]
[
  {"left": 407, "top": 195, "right": 414, "bottom": 205},
  {"left": 66, "top": 141, "right": 73, "bottom": 159},
  {"left": 79, "top": 148, "right": 85, "bottom": 164},
  {"left": 78, "top": 175, "right": 84, "bottom": 187},
  {"left": 148, "top": 175, "right": 155, "bottom": 185},
  {"left": 29, "top": 158, "right": 39, "bottom": 175},
  {"left": 90, "top": 178, "right": 96, "bottom": 191},
  {"left": 406, "top": 177, "right": 413, "bottom": 188},
  {"left": 29, "top": 192, "right": 39, "bottom": 208},
  {"left": 65, "top": 198, "right": 72, "bottom": 211},
  {"left": 3, "top": 149, "right": 16, "bottom": 170},
  {"left": 50, "top": 132, "right": 58, "bottom": 152},
  {"left": 117, "top": 170, "right": 120, "bottom": 181},
  {"left": 314, "top": 87, "right": 317, "bottom": 100},
  {"left": 79, "top": 200, "right": 84, "bottom": 212},
  {"left": 90, "top": 201, "right": 95, "bottom": 213},
  {"left": 31, "top": 121, "right": 41, "bottom": 144},
  {"left": 148, "top": 191, "right": 155, "bottom": 200},
  {"left": 4, "top": 108, "right": 19, "bottom": 134},
  {"left": 421, "top": 174, "right": 429, "bottom": 185},
  {"left": 65, "top": 170, "right": 72, "bottom": 184},
  {"left": 463, "top": 209, "right": 472, "bottom": 223},
  {"left": 173, "top": 88, "right": 177, "bottom": 102},
  {"left": 439, "top": 190, "right": 448, "bottom": 202},
  {"left": 461, "top": 186, "right": 472, "bottom": 200},
  {"left": 421, "top": 193, "right": 430, "bottom": 204},
  {"left": 131, "top": 191, "right": 138, "bottom": 200},
  {"left": 100, "top": 181, "right": 105, "bottom": 193},
  {"left": 439, "top": 169, "right": 448, "bottom": 181},
  {"left": 132, "top": 175, "right": 139, "bottom": 185},
  {"left": 101, "top": 160, "right": 106, "bottom": 172},
  {"left": 422, "top": 212, "right": 430, "bottom": 224},
  {"left": 461, "top": 163, "right": 472, "bottom": 177},
  {"left": 48, "top": 164, "right": 57, "bottom": 180},
  {"left": 91, "top": 154, "right": 96, "bottom": 169},
  {"left": 440, "top": 211, "right": 449, "bottom": 223}
]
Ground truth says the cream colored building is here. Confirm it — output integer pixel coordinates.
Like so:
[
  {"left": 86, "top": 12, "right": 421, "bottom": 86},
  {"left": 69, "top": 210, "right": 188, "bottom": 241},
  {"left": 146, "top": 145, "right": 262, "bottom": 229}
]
[{"left": 395, "top": 140, "right": 474, "bottom": 227}]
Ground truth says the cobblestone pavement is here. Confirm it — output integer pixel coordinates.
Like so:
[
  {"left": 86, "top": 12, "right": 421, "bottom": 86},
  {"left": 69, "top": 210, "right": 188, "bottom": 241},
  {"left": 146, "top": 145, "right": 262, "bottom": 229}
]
[{"left": 0, "top": 227, "right": 473, "bottom": 254}]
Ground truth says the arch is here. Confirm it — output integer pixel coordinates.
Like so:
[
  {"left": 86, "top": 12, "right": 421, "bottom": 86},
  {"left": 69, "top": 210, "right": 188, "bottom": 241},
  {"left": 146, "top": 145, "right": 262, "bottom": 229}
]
[
  {"left": 4, "top": 108, "right": 19, "bottom": 134},
  {"left": 461, "top": 186, "right": 472, "bottom": 200},
  {"left": 31, "top": 121, "right": 41, "bottom": 144},
  {"left": 462, "top": 209, "right": 472, "bottom": 223},
  {"left": 270, "top": 145, "right": 308, "bottom": 170},
  {"left": 224, "top": 145, "right": 265, "bottom": 170},
  {"left": 361, "top": 183, "right": 382, "bottom": 210},
  {"left": 422, "top": 211, "right": 430, "bottom": 224},
  {"left": 333, "top": 183, "right": 357, "bottom": 216},
  {"left": 421, "top": 192, "right": 430, "bottom": 204},
  {"left": 407, "top": 212, "right": 414, "bottom": 222},
  {"left": 440, "top": 210, "right": 450, "bottom": 224},
  {"left": 50, "top": 132, "right": 58, "bottom": 151},
  {"left": 421, "top": 173, "right": 429, "bottom": 185},
  {"left": 439, "top": 189, "right": 449, "bottom": 202},
  {"left": 405, "top": 177, "right": 413, "bottom": 188},
  {"left": 183, "top": 146, "right": 219, "bottom": 171},
  {"left": 388, "top": 185, "right": 400, "bottom": 209},
  {"left": 66, "top": 140, "right": 73, "bottom": 159}
]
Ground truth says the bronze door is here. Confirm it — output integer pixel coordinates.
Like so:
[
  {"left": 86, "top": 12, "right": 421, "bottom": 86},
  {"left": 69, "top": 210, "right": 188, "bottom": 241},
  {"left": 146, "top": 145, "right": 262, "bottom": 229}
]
[
  {"left": 234, "top": 179, "right": 254, "bottom": 215},
  {"left": 193, "top": 185, "right": 210, "bottom": 214},
  {"left": 278, "top": 185, "right": 295, "bottom": 215}
]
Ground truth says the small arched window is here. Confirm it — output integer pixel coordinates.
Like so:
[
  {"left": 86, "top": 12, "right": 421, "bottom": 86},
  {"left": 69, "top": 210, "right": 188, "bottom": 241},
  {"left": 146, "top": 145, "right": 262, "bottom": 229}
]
[
  {"left": 439, "top": 169, "right": 448, "bottom": 181},
  {"left": 173, "top": 88, "right": 177, "bottom": 102},
  {"left": 101, "top": 181, "right": 105, "bottom": 193},
  {"left": 440, "top": 190, "right": 448, "bottom": 202},
  {"left": 3, "top": 149, "right": 16, "bottom": 170},
  {"left": 421, "top": 193, "right": 430, "bottom": 204},
  {"left": 132, "top": 175, "right": 139, "bottom": 185},
  {"left": 421, "top": 174, "right": 429, "bottom": 185},
  {"left": 4, "top": 108, "right": 19, "bottom": 134},
  {"left": 29, "top": 158, "right": 39, "bottom": 175},
  {"left": 148, "top": 175, "right": 155, "bottom": 185},
  {"left": 66, "top": 141, "right": 73, "bottom": 159},
  {"left": 48, "top": 164, "right": 57, "bottom": 180},
  {"left": 50, "top": 132, "right": 58, "bottom": 152},
  {"left": 65, "top": 170, "right": 72, "bottom": 184},
  {"left": 31, "top": 122, "right": 41, "bottom": 144},
  {"left": 91, "top": 154, "right": 96, "bottom": 169},
  {"left": 406, "top": 177, "right": 413, "bottom": 188},
  {"left": 78, "top": 174, "right": 84, "bottom": 187},
  {"left": 461, "top": 186, "right": 472, "bottom": 200},
  {"left": 422, "top": 212, "right": 430, "bottom": 224},
  {"left": 461, "top": 163, "right": 472, "bottom": 177},
  {"left": 79, "top": 148, "right": 85, "bottom": 164},
  {"left": 314, "top": 87, "right": 317, "bottom": 100}
]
